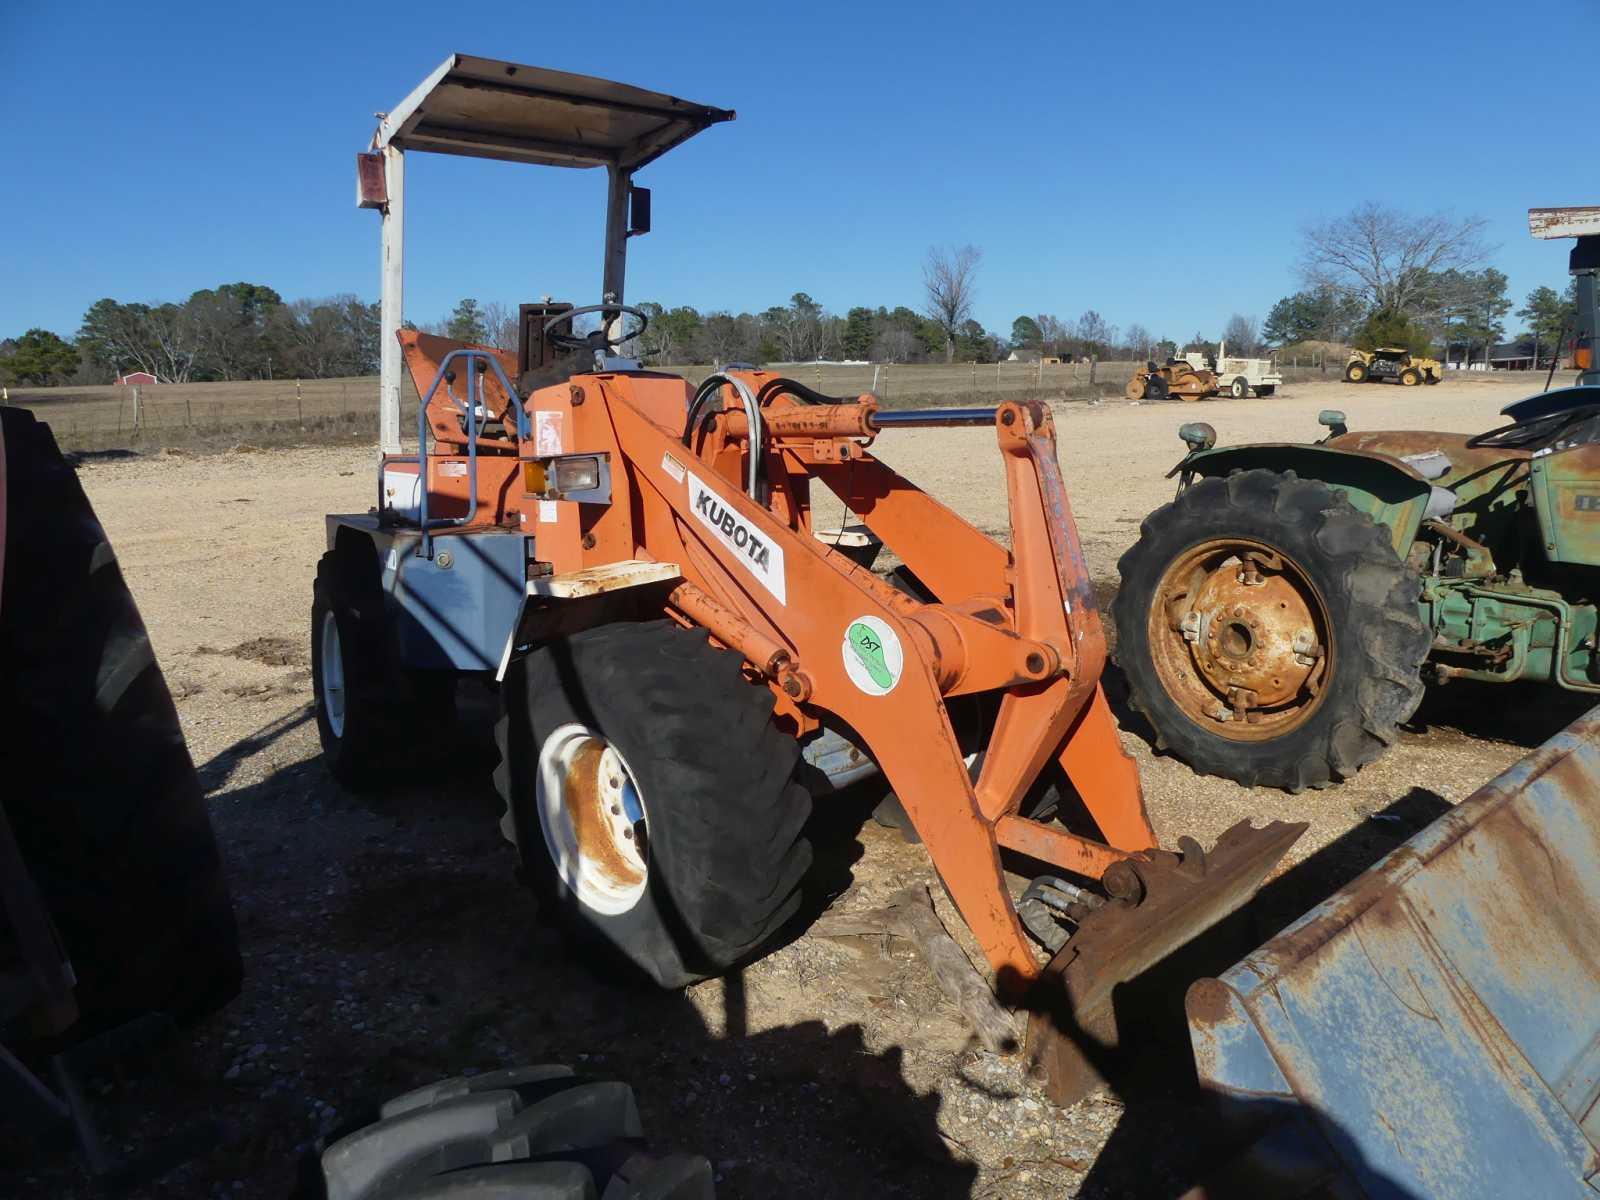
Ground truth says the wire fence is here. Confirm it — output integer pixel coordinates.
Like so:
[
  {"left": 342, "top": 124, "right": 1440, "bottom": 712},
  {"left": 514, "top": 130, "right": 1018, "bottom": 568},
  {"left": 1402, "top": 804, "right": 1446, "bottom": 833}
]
[{"left": 3, "top": 354, "right": 1400, "bottom": 454}]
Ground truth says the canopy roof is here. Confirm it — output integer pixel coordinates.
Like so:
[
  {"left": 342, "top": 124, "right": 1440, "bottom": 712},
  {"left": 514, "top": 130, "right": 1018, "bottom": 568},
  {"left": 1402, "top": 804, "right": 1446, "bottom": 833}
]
[{"left": 377, "top": 54, "right": 735, "bottom": 171}]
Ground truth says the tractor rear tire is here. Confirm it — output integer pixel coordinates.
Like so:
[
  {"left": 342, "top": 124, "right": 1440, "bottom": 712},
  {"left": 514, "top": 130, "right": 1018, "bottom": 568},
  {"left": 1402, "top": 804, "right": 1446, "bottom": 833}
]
[
  {"left": 1230, "top": 376, "right": 1249, "bottom": 399},
  {"left": 313, "top": 1065, "right": 714, "bottom": 1199},
  {"left": 1147, "top": 375, "right": 1170, "bottom": 401},
  {"left": 495, "top": 620, "right": 813, "bottom": 988},
  {"left": 0, "top": 408, "right": 240, "bottom": 1026},
  {"left": 1344, "top": 361, "right": 1367, "bottom": 383},
  {"left": 1400, "top": 367, "right": 1422, "bottom": 387},
  {"left": 311, "top": 550, "right": 456, "bottom": 790},
  {"left": 1112, "top": 470, "right": 1429, "bottom": 791}
]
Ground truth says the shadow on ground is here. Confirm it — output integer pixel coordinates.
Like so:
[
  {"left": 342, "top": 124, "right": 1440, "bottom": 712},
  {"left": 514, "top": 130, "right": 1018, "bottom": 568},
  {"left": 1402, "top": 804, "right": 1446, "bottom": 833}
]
[{"left": 2, "top": 706, "right": 976, "bottom": 1200}]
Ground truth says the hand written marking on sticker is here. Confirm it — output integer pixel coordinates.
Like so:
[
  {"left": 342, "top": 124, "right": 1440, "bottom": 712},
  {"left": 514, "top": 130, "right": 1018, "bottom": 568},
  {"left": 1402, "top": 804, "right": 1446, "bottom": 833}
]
[{"left": 847, "top": 622, "right": 894, "bottom": 690}]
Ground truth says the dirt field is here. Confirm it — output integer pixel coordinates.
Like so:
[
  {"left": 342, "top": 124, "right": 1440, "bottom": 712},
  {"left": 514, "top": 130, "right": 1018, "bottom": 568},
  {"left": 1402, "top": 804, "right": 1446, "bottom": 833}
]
[{"left": 6, "top": 372, "right": 1590, "bottom": 1198}]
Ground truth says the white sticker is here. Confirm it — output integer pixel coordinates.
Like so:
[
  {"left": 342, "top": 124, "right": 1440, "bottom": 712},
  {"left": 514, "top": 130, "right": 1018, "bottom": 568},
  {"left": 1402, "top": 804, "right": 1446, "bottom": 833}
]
[
  {"left": 842, "top": 616, "right": 903, "bottom": 696},
  {"left": 534, "top": 409, "right": 564, "bottom": 456},
  {"left": 660, "top": 452, "right": 686, "bottom": 483},
  {"left": 437, "top": 461, "right": 467, "bottom": 477},
  {"left": 539, "top": 500, "right": 560, "bottom": 524},
  {"left": 686, "top": 470, "right": 787, "bottom": 604}
]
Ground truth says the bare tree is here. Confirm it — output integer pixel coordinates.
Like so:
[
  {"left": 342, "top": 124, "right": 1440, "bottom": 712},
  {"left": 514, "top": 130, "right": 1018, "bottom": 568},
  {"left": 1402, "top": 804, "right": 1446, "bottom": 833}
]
[
  {"left": 1035, "top": 313, "right": 1068, "bottom": 358},
  {"left": 923, "top": 245, "right": 981, "bottom": 363},
  {"left": 1299, "top": 203, "right": 1490, "bottom": 316},
  {"left": 1124, "top": 323, "right": 1153, "bottom": 359},
  {"left": 482, "top": 301, "right": 519, "bottom": 352},
  {"left": 1074, "top": 310, "right": 1114, "bottom": 358},
  {"left": 1221, "top": 314, "right": 1261, "bottom": 355},
  {"left": 872, "top": 327, "right": 918, "bottom": 363}
]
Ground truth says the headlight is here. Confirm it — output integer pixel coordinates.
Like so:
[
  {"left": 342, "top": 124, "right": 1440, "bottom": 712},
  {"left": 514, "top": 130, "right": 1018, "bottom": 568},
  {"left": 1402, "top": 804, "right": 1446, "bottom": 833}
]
[
  {"left": 522, "top": 455, "right": 610, "bottom": 502},
  {"left": 553, "top": 456, "right": 601, "bottom": 493}
]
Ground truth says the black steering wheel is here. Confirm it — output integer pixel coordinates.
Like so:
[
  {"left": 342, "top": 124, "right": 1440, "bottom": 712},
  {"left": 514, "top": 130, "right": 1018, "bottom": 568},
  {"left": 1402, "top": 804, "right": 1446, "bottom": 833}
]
[
  {"left": 541, "top": 303, "right": 650, "bottom": 353},
  {"left": 1465, "top": 403, "right": 1600, "bottom": 452}
]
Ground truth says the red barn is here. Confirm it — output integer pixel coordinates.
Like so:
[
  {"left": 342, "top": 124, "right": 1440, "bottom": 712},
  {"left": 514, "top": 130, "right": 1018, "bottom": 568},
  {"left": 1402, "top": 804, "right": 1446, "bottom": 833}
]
[{"left": 116, "top": 371, "right": 157, "bottom": 385}]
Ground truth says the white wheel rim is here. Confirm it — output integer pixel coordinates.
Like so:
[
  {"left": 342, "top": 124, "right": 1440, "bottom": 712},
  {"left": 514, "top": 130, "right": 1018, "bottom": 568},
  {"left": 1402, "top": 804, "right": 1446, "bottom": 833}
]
[
  {"left": 536, "top": 723, "right": 649, "bottom": 915},
  {"left": 319, "top": 610, "right": 347, "bottom": 738}
]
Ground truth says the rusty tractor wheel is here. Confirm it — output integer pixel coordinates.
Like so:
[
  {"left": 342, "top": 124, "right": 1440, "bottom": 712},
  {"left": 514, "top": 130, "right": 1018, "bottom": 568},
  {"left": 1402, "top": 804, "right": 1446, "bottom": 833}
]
[
  {"left": 1344, "top": 360, "right": 1367, "bottom": 383},
  {"left": 1400, "top": 367, "right": 1422, "bottom": 387},
  {"left": 495, "top": 620, "right": 812, "bottom": 988},
  {"left": 1112, "top": 470, "right": 1428, "bottom": 791}
]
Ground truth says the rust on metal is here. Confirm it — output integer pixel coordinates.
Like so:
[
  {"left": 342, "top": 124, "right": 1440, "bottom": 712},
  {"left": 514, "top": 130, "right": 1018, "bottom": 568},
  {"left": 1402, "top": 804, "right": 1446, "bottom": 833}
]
[
  {"left": 1027, "top": 819, "right": 1306, "bottom": 1108},
  {"left": 1147, "top": 538, "right": 1330, "bottom": 737},
  {"left": 1186, "top": 709, "right": 1600, "bottom": 1196},
  {"left": 1529, "top": 206, "right": 1600, "bottom": 240},
  {"left": 563, "top": 740, "right": 645, "bottom": 892}
]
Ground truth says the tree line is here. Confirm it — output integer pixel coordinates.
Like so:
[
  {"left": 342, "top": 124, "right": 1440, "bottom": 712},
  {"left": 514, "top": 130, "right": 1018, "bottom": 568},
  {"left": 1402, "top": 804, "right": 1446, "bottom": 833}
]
[
  {"left": 1262, "top": 202, "right": 1578, "bottom": 365},
  {"left": 0, "top": 284, "right": 380, "bottom": 387},
  {"left": 2, "top": 209, "right": 1578, "bottom": 387}
]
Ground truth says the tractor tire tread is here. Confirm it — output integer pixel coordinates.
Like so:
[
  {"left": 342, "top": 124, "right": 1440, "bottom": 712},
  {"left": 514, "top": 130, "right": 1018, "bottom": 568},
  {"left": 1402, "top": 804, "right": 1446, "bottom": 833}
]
[
  {"left": 496, "top": 620, "right": 811, "bottom": 987},
  {"left": 1112, "top": 468, "right": 1427, "bottom": 792}
]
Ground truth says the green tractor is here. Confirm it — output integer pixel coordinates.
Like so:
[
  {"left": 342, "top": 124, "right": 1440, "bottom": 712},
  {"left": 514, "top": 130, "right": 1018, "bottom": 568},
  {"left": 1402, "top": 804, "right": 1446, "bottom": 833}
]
[{"left": 1113, "top": 206, "right": 1600, "bottom": 790}]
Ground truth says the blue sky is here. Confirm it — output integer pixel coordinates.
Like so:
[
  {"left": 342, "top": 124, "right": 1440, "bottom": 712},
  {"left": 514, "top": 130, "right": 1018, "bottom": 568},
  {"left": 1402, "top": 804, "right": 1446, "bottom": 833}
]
[{"left": 1, "top": 0, "right": 1584, "bottom": 344}]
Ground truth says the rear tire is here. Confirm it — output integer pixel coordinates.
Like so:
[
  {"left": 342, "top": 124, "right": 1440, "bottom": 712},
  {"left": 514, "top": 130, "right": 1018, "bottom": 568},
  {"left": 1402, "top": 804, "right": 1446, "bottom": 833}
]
[
  {"left": 1255, "top": 385, "right": 1276, "bottom": 397},
  {"left": 1400, "top": 367, "right": 1422, "bottom": 387},
  {"left": 1112, "top": 470, "right": 1428, "bottom": 791},
  {"left": 495, "top": 620, "right": 812, "bottom": 988},
  {"left": 1230, "top": 376, "right": 1249, "bottom": 398},
  {"left": 315, "top": 1065, "right": 714, "bottom": 1200},
  {"left": 311, "top": 549, "right": 456, "bottom": 790},
  {"left": 0, "top": 408, "right": 240, "bottom": 1025}
]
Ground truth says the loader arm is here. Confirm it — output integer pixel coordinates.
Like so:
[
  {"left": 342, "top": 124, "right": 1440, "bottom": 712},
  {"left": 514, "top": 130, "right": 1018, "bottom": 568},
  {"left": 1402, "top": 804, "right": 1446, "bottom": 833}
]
[{"left": 527, "top": 374, "right": 1166, "bottom": 986}]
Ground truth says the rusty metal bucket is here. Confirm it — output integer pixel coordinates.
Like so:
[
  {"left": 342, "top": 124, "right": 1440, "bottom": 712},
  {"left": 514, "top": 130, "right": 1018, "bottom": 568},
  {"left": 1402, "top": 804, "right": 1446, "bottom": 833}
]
[{"left": 1187, "top": 709, "right": 1600, "bottom": 1197}]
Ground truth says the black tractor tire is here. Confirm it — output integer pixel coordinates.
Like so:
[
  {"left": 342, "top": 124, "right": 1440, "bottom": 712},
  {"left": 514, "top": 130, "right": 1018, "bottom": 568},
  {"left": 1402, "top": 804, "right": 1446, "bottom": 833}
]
[
  {"left": 1112, "top": 470, "right": 1429, "bottom": 791},
  {"left": 495, "top": 620, "right": 813, "bottom": 988},
  {"left": 1400, "top": 367, "right": 1422, "bottom": 387},
  {"left": 311, "top": 549, "right": 456, "bottom": 790},
  {"left": 1424, "top": 373, "right": 1441, "bottom": 385},
  {"left": 1230, "top": 376, "right": 1249, "bottom": 399},
  {"left": 1146, "top": 375, "right": 1171, "bottom": 401},
  {"left": 0, "top": 408, "right": 240, "bottom": 1026},
  {"left": 313, "top": 1065, "right": 714, "bottom": 1200},
  {"left": 1344, "top": 361, "right": 1366, "bottom": 383}
]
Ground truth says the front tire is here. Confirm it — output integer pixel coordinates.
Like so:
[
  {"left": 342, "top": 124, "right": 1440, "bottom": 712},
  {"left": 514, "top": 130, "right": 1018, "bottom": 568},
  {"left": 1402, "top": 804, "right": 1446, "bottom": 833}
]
[
  {"left": 1230, "top": 376, "right": 1249, "bottom": 399},
  {"left": 495, "top": 620, "right": 812, "bottom": 988},
  {"left": 1344, "top": 361, "right": 1367, "bottom": 383},
  {"left": 1112, "top": 470, "right": 1428, "bottom": 791},
  {"left": 1400, "top": 367, "right": 1422, "bottom": 387}
]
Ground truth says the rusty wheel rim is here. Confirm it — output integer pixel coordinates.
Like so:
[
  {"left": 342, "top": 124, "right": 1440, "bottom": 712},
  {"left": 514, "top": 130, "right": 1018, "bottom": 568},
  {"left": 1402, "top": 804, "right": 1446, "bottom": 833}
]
[
  {"left": 1147, "top": 538, "right": 1332, "bottom": 740},
  {"left": 536, "top": 723, "right": 649, "bottom": 914}
]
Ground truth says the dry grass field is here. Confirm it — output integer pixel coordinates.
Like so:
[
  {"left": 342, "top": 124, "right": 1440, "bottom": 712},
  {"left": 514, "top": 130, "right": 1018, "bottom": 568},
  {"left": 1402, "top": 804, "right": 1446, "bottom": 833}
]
[
  {"left": 4, "top": 370, "right": 1588, "bottom": 1199},
  {"left": 3, "top": 355, "right": 1388, "bottom": 454}
]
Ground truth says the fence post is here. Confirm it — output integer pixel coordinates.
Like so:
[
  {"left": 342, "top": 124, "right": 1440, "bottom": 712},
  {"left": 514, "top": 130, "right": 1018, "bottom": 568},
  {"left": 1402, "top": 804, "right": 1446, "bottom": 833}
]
[
  {"left": 970, "top": 362, "right": 976, "bottom": 388},
  {"left": 883, "top": 363, "right": 890, "bottom": 398},
  {"left": 297, "top": 379, "right": 304, "bottom": 426},
  {"left": 131, "top": 385, "right": 141, "bottom": 432},
  {"left": 1089, "top": 357, "right": 1097, "bottom": 386},
  {"left": 871, "top": 364, "right": 881, "bottom": 395}
]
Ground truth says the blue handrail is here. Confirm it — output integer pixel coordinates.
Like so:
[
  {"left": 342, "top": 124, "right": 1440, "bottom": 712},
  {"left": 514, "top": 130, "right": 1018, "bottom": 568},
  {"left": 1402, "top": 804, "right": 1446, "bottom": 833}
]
[{"left": 381, "top": 349, "right": 526, "bottom": 559}]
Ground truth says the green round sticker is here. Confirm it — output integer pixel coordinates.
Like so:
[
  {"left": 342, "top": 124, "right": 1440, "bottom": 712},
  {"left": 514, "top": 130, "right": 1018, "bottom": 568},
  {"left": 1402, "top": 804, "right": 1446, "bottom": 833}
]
[{"left": 842, "top": 616, "right": 903, "bottom": 696}]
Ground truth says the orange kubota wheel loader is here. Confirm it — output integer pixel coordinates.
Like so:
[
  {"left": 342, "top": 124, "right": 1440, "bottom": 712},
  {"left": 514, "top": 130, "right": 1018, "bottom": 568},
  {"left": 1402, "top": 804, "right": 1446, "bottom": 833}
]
[{"left": 319, "top": 56, "right": 1305, "bottom": 1108}]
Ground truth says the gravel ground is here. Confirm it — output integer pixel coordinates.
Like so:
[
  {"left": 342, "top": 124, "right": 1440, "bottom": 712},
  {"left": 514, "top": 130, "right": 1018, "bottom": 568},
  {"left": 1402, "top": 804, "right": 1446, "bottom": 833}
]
[{"left": 3, "top": 373, "right": 1589, "bottom": 1199}]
